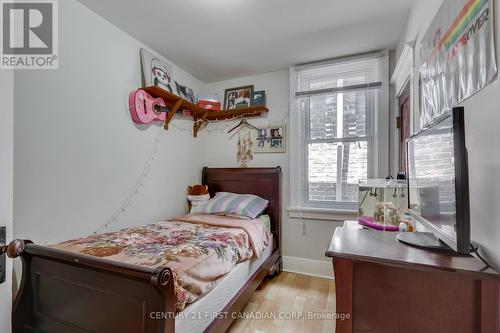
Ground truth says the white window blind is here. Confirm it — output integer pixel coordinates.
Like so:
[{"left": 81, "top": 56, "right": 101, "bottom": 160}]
[
  {"left": 295, "top": 53, "right": 386, "bottom": 97},
  {"left": 291, "top": 52, "right": 388, "bottom": 212}
]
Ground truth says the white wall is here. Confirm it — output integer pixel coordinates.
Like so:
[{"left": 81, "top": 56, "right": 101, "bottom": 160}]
[
  {"left": 396, "top": 0, "right": 500, "bottom": 269},
  {"left": 14, "top": 0, "right": 204, "bottom": 245},
  {"left": 0, "top": 68, "right": 14, "bottom": 333},
  {"left": 199, "top": 70, "right": 340, "bottom": 271}
]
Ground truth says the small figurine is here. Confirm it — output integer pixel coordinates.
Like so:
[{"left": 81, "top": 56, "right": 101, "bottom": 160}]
[{"left": 374, "top": 202, "right": 401, "bottom": 226}]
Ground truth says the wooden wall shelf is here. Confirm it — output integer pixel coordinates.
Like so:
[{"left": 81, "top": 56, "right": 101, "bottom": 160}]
[{"left": 142, "top": 86, "right": 268, "bottom": 137}]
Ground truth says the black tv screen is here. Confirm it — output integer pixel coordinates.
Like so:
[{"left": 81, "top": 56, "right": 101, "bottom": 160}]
[{"left": 407, "top": 107, "right": 470, "bottom": 254}]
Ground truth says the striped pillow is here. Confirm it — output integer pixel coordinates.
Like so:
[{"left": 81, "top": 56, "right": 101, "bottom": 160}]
[{"left": 190, "top": 192, "right": 269, "bottom": 219}]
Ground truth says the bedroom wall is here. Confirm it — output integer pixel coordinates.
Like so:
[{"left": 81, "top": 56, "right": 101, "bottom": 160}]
[
  {"left": 14, "top": 0, "right": 204, "bottom": 246},
  {"left": 396, "top": 0, "right": 500, "bottom": 270},
  {"left": 0, "top": 69, "right": 14, "bottom": 332},
  {"left": 199, "top": 70, "right": 341, "bottom": 277}
]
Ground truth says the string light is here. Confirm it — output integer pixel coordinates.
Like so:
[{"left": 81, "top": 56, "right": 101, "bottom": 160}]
[
  {"left": 170, "top": 108, "right": 291, "bottom": 134},
  {"left": 93, "top": 107, "right": 290, "bottom": 234},
  {"left": 93, "top": 126, "right": 164, "bottom": 234}
]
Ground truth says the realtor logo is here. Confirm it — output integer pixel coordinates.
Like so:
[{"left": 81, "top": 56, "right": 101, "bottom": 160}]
[{"left": 1, "top": 0, "right": 58, "bottom": 69}]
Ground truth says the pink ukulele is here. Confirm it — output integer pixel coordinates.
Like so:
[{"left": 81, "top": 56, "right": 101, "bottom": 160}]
[{"left": 128, "top": 89, "right": 170, "bottom": 124}]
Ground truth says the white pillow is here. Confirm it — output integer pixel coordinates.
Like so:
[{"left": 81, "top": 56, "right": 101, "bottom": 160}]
[{"left": 190, "top": 192, "right": 269, "bottom": 219}]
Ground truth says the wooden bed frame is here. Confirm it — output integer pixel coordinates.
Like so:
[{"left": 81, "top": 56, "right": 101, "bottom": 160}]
[{"left": 3, "top": 167, "right": 282, "bottom": 333}]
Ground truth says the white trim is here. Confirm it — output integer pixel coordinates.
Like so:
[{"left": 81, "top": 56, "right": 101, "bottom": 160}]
[
  {"left": 390, "top": 41, "right": 415, "bottom": 95},
  {"left": 392, "top": 40, "right": 415, "bottom": 134},
  {"left": 287, "top": 206, "right": 357, "bottom": 221},
  {"left": 288, "top": 67, "right": 304, "bottom": 209},
  {"left": 282, "top": 256, "right": 334, "bottom": 280},
  {"left": 374, "top": 54, "right": 390, "bottom": 177},
  {"left": 390, "top": 41, "right": 415, "bottom": 173}
]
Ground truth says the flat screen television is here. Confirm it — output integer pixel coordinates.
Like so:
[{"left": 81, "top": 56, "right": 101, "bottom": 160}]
[{"left": 400, "top": 107, "right": 470, "bottom": 254}]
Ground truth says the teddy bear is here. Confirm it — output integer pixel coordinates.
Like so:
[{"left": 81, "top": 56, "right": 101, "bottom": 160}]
[{"left": 187, "top": 185, "right": 210, "bottom": 212}]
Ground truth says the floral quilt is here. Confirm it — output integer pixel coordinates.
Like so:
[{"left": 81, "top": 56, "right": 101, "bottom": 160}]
[{"left": 52, "top": 213, "right": 269, "bottom": 311}]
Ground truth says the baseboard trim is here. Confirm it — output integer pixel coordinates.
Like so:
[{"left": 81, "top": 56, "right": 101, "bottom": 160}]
[{"left": 282, "top": 256, "right": 334, "bottom": 280}]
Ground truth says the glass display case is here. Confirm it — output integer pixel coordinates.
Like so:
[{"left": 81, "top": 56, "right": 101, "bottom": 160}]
[{"left": 358, "top": 179, "right": 408, "bottom": 231}]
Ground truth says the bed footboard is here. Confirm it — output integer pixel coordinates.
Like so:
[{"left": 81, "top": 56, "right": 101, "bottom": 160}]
[{"left": 5, "top": 239, "right": 176, "bottom": 333}]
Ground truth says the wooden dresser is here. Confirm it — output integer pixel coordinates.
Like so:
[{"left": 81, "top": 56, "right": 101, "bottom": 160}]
[{"left": 326, "top": 226, "right": 500, "bottom": 333}]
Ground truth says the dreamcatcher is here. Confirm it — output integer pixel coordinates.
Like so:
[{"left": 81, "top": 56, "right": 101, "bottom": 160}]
[
  {"left": 236, "top": 131, "right": 253, "bottom": 167},
  {"left": 228, "top": 119, "right": 259, "bottom": 167}
]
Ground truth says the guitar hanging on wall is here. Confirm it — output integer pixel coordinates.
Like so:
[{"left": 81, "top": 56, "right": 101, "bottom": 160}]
[{"left": 128, "top": 89, "right": 171, "bottom": 124}]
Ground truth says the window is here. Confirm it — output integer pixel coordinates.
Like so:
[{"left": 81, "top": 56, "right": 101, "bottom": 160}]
[{"left": 289, "top": 52, "right": 389, "bottom": 215}]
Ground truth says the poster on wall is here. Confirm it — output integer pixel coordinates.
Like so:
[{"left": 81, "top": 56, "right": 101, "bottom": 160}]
[{"left": 419, "top": 0, "right": 497, "bottom": 126}]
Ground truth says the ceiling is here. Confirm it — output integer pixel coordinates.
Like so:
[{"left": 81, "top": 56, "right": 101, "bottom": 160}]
[{"left": 78, "top": 0, "right": 415, "bottom": 82}]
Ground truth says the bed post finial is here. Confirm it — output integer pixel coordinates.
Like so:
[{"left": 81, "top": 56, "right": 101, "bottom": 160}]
[
  {"left": 151, "top": 267, "right": 173, "bottom": 288},
  {"left": 1, "top": 239, "right": 27, "bottom": 258}
]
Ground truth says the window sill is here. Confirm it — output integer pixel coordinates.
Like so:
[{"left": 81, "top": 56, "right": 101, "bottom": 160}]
[{"left": 286, "top": 207, "right": 358, "bottom": 221}]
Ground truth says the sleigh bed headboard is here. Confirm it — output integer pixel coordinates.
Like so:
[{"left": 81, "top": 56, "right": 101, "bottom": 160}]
[{"left": 202, "top": 167, "right": 282, "bottom": 252}]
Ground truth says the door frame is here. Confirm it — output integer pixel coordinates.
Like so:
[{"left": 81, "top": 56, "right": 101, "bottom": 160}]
[{"left": 390, "top": 41, "right": 415, "bottom": 174}]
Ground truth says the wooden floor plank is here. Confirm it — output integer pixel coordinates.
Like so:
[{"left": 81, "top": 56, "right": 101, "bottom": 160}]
[{"left": 227, "top": 272, "right": 335, "bottom": 333}]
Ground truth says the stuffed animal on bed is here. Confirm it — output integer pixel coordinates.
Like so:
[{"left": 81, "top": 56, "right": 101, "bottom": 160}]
[{"left": 187, "top": 185, "right": 210, "bottom": 212}]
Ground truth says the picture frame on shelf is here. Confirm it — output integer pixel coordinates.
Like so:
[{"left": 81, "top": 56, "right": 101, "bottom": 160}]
[
  {"left": 224, "top": 85, "right": 254, "bottom": 110},
  {"left": 252, "top": 124, "right": 286, "bottom": 153},
  {"left": 140, "top": 48, "right": 176, "bottom": 94},
  {"left": 175, "top": 81, "right": 196, "bottom": 104},
  {"left": 251, "top": 90, "right": 266, "bottom": 106}
]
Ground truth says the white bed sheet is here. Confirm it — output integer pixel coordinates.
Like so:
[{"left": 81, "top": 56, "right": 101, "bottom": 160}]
[{"left": 175, "top": 235, "right": 273, "bottom": 333}]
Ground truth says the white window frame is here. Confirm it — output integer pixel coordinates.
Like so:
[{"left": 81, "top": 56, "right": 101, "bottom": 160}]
[{"left": 288, "top": 51, "right": 390, "bottom": 221}]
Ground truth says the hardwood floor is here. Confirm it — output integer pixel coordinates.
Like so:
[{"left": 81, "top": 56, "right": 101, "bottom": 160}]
[{"left": 227, "top": 272, "right": 335, "bottom": 333}]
